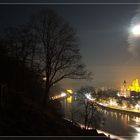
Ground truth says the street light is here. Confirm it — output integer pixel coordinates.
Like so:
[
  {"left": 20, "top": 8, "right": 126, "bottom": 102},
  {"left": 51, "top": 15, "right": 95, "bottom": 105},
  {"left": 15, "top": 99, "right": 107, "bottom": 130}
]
[
  {"left": 61, "top": 92, "right": 67, "bottom": 97},
  {"left": 85, "top": 93, "right": 94, "bottom": 101},
  {"left": 43, "top": 76, "right": 47, "bottom": 81}
]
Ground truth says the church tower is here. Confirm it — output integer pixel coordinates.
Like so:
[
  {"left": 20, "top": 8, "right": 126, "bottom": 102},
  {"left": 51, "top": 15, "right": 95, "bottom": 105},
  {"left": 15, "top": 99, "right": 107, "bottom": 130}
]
[{"left": 120, "top": 80, "right": 130, "bottom": 97}]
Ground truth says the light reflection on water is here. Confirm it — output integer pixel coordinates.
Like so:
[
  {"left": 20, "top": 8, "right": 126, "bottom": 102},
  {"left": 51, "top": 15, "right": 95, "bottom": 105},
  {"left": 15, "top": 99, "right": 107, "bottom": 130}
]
[{"left": 100, "top": 109, "right": 140, "bottom": 140}]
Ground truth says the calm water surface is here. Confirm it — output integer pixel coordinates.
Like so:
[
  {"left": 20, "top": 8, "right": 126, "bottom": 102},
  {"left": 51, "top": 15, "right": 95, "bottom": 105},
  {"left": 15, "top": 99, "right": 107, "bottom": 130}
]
[{"left": 100, "top": 109, "right": 140, "bottom": 140}]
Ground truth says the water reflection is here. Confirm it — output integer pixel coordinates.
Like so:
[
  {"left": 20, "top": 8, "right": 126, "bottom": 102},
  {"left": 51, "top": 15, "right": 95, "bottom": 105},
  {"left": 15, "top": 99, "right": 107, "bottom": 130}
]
[{"left": 100, "top": 109, "right": 140, "bottom": 140}]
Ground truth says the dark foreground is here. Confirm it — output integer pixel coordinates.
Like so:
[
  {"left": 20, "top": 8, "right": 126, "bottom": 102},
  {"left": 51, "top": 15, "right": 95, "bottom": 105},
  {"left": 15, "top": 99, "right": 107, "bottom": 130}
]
[{"left": 0, "top": 96, "right": 117, "bottom": 140}]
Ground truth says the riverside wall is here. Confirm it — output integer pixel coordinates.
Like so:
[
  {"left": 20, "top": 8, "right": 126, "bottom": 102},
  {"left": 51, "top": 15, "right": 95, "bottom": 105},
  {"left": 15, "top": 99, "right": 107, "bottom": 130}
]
[{"left": 96, "top": 103, "right": 140, "bottom": 117}]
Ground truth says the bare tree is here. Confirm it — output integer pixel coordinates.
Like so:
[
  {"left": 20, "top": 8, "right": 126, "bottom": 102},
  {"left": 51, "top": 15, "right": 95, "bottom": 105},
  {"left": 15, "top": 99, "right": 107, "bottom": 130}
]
[
  {"left": 30, "top": 9, "right": 91, "bottom": 107},
  {"left": 76, "top": 86, "right": 97, "bottom": 129}
]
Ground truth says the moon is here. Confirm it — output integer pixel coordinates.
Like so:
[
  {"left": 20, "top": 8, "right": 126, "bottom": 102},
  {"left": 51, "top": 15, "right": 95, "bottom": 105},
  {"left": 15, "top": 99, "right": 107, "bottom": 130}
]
[{"left": 132, "top": 25, "right": 140, "bottom": 36}]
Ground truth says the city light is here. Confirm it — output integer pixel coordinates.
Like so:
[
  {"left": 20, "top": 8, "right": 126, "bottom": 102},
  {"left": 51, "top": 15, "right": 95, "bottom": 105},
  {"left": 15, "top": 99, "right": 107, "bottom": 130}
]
[
  {"left": 67, "top": 89, "right": 73, "bottom": 94},
  {"left": 135, "top": 104, "right": 140, "bottom": 110},
  {"left": 50, "top": 92, "right": 67, "bottom": 100},
  {"left": 67, "top": 96, "right": 72, "bottom": 103},
  {"left": 67, "top": 89, "right": 73, "bottom": 103},
  {"left": 85, "top": 93, "right": 93, "bottom": 101},
  {"left": 122, "top": 105, "right": 127, "bottom": 109},
  {"left": 61, "top": 92, "right": 67, "bottom": 97},
  {"left": 117, "top": 92, "right": 120, "bottom": 97},
  {"left": 109, "top": 100, "right": 118, "bottom": 106},
  {"left": 43, "top": 76, "right": 47, "bottom": 81}
]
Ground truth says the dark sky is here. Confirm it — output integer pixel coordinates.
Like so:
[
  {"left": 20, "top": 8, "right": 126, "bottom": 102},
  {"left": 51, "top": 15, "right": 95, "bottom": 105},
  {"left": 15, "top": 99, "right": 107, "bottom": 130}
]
[{"left": 0, "top": 1, "right": 140, "bottom": 89}]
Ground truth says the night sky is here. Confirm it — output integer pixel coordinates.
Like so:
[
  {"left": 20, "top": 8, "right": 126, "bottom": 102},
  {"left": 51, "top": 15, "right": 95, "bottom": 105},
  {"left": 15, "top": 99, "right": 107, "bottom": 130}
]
[{"left": 1, "top": 1, "right": 140, "bottom": 89}]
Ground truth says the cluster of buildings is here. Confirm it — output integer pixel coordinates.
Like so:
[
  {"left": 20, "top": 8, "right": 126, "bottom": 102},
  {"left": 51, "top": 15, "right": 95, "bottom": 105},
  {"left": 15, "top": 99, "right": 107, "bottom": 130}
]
[{"left": 119, "top": 79, "right": 140, "bottom": 98}]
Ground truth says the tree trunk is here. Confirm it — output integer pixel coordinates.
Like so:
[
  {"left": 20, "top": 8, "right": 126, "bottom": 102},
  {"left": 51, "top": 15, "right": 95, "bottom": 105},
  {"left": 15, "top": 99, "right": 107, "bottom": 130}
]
[
  {"left": 42, "top": 84, "right": 50, "bottom": 109},
  {"left": 84, "top": 103, "right": 88, "bottom": 129}
]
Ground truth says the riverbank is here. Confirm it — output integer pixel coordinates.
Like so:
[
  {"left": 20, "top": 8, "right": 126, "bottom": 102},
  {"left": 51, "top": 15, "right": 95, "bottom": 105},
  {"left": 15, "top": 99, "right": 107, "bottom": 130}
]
[
  {"left": 64, "top": 118, "right": 125, "bottom": 140},
  {"left": 96, "top": 102, "right": 140, "bottom": 117},
  {"left": 95, "top": 107, "right": 140, "bottom": 140},
  {"left": 97, "top": 129, "right": 127, "bottom": 140}
]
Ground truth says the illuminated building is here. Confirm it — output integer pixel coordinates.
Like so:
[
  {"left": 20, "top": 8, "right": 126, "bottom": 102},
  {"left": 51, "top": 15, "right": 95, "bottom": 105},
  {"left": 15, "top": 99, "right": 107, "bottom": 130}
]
[
  {"left": 128, "top": 79, "right": 140, "bottom": 98},
  {"left": 118, "top": 79, "right": 140, "bottom": 98},
  {"left": 120, "top": 80, "right": 130, "bottom": 97},
  {"left": 128, "top": 79, "right": 140, "bottom": 92}
]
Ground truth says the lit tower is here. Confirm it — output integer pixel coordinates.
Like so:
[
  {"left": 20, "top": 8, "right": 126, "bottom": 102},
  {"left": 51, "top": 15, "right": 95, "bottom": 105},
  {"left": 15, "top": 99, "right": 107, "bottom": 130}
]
[{"left": 120, "top": 80, "right": 130, "bottom": 97}]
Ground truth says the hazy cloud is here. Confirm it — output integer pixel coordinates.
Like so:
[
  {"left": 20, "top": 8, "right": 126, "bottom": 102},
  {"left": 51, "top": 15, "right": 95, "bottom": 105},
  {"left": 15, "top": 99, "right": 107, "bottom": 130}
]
[{"left": 128, "top": 7, "right": 140, "bottom": 59}]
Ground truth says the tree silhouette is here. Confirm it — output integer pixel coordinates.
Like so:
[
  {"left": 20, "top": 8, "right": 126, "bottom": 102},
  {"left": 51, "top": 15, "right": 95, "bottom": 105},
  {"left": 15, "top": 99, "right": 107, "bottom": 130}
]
[
  {"left": 3, "top": 25, "right": 40, "bottom": 70},
  {"left": 30, "top": 9, "right": 91, "bottom": 107},
  {"left": 0, "top": 8, "right": 91, "bottom": 108}
]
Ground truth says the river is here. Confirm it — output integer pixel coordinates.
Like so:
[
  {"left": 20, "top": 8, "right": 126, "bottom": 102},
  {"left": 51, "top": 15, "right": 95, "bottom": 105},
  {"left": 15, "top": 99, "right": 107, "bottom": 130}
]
[
  {"left": 63, "top": 101, "right": 140, "bottom": 140},
  {"left": 99, "top": 109, "right": 140, "bottom": 140}
]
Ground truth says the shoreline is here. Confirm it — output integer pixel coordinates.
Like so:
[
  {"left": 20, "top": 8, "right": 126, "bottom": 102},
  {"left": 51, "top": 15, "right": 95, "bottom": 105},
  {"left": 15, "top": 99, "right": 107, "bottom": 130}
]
[
  {"left": 64, "top": 118, "right": 124, "bottom": 140},
  {"left": 97, "top": 129, "right": 127, "bottom": 140},
  {"left": 96, "top": 102, "right": 140, "bottom": 117}
]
